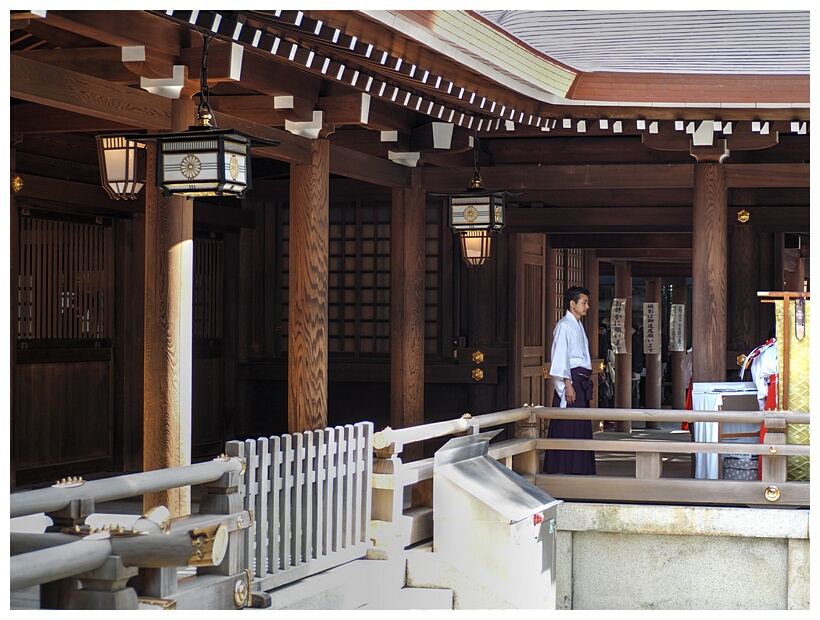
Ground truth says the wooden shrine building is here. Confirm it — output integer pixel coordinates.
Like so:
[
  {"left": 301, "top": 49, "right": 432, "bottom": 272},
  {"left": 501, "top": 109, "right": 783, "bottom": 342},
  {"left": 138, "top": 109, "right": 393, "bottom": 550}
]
[{"left": 8, "top": 10, "right": 810, "bottom": 494}]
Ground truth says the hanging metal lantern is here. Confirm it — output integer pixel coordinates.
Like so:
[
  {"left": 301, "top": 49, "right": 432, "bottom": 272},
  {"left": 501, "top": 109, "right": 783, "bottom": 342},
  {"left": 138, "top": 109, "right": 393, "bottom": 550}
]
[
  {"left": 154, "top": 128, "right": 252, "bottom": 198},
  {"left": 445, "top": 133, "right": 506, "bottom": 267},
  {"left": 96, "top": 135, "right": 146, "bottom": 200},
  {"left": 96, "top": 32, "right": 277, "bottom": 200}
]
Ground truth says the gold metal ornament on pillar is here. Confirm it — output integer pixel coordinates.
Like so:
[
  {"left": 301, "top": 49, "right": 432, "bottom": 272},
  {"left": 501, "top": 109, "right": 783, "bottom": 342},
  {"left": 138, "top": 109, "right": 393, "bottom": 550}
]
[{"left": 737, "top": 209, "right": 751, "bottom": 223}]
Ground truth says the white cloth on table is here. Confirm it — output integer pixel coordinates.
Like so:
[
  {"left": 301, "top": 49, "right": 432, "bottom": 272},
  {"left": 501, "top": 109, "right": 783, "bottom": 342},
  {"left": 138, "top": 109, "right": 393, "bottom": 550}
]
[
  {"left": 692, "top": 382, "right": 758, "bottom": 479},
  {"left": 550, "top": 310, "right": 591, "bottom": 408}
]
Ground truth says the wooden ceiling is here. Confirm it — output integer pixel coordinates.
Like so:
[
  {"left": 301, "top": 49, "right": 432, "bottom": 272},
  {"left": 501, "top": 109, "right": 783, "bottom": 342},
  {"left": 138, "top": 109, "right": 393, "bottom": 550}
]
[{"left": 9, "top": 10, "right": 810, "bottom": 271}]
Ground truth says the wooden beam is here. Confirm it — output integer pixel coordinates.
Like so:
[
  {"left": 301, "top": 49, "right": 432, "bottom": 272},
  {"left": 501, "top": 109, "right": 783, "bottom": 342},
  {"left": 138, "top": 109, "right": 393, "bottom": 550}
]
[
  {"left": 13, "top": 173, "right": 133, "bottom": 212},
  {"left": 549, "top": 233, "right": 691, "bottom": 249},
  {"left": 318, "top": 93, "right": 371, "bottom": 126},
  {"left": 423, "top": 163, "right": 696, "bottom": 192},
  {"left": 11, "top": 103, "right": 134, "bottom": 134},
  {"left": 599, "top": 249, "right": 692, "bottom": 260},
  {"left": 209, "top": 95, "right": 294, "bottom": 126},
  {"left": 329, "top": 144, "right": 412, "bottom": 188},
  {"left": 14, "top": 48, "right": 156, "bottom": 83},
  {"left": 239, "top": 48, "right": 322, "bottom": 101},
  {"left": 505, "top": 206, "right": 808, "bottom": 232},
  {"left": 424, "top": 162, "right": 808, "bottom": 192},
  {"left": 10, "top": 54, "right": 173, "bottom": 129},
  {"left": 725, "top": 163, "right": 810, "bottom": 188},
  {"left": 44, "top": 10, "right": 182, "bottom": 58},
  {"left": 363, "top": 96, "right": 418, "bottom": 133},
  {"left": 506, "top": 207, "right": 691, "bottom": 231},
  {"left": 178, "top": 41, "right": 243, "bottom": 84}
]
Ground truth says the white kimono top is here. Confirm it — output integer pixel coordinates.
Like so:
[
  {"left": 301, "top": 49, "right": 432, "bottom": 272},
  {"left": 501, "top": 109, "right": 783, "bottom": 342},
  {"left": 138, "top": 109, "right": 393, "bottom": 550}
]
[{"left": 550, "top": 310, "right": 592, "bottom": 407}]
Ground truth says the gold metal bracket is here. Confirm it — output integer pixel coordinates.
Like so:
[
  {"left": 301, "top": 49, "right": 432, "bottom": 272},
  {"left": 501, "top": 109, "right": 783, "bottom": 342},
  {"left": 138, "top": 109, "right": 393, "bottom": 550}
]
[
  {"left": 189, "top": 522, "right": 229, "bottom": 566},
  {"left": 234, "top": 569, "right": 252, "bottom": 607},
  {"left": 764, "top": 485, "right": 781, "bottom": 502}
]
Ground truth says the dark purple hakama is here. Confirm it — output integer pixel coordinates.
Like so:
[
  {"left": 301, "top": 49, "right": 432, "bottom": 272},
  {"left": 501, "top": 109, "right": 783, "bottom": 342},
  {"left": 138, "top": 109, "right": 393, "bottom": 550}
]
[{"left": 543, "top": 367, "right": 597, "bottom": 474}]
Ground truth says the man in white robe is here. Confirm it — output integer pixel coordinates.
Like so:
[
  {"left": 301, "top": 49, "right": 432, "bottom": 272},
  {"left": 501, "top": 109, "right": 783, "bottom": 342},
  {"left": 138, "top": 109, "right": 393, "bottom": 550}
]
[{"left": 544, "top": 286, "right": 596, "bottom": 474}]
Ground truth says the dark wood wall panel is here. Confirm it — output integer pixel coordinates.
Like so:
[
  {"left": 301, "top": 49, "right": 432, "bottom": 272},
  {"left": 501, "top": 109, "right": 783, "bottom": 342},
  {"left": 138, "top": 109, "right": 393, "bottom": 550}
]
[
  {"left": 192, "top": 356, "right": 225, "bottom": 457},
  {"left": 14, "top": 360, "right": 112, "bottom": 473}
]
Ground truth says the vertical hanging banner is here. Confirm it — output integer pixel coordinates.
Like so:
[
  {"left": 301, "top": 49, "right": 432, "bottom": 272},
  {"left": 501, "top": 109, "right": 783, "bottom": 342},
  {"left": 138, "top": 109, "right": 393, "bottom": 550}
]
[
  {"left": 670, "top": 303, "right": 686, "bottom": 351},
  {"left": 610, "top": 298, "right": 627, "bottom": 354},
  {"left": 643, "top": 302, "right": 659, "bottom": 354}
]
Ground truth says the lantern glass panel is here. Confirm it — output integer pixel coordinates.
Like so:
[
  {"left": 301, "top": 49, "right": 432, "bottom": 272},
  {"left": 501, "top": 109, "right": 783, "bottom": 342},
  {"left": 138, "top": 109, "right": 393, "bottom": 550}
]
[
  {"left": 96, "top": 136, "right": 145, "bottom": 200},
  {"left": 460, "top": 230, "right": 492, "bottom": 267}
]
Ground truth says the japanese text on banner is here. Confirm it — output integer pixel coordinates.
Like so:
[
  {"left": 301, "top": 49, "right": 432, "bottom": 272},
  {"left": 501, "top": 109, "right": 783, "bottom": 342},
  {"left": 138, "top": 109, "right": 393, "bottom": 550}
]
[
  {"left": 610, "top": 298, "right": 627, "bottom": 354},
  {"left": 643, "top": 302, "right": 659, "bottom": 354},
  {"left": 669, "top": 304, "right": 685, "bottom": 351}
]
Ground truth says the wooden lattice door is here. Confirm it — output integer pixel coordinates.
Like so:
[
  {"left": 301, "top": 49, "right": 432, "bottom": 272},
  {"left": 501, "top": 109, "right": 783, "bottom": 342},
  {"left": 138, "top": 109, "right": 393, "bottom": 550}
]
[{"left": 510, "top": 233, "right": 548, "bottom": 408}]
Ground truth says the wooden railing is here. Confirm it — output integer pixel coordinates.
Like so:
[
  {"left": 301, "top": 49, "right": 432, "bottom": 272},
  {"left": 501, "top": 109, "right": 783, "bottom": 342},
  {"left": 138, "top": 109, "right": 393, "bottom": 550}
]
[
  {"left": 369, "top": 406, "right": 810, "bottom": 555},
  {"left": 10, "top": 422, "right": 374, "bottom": 610},
  {"left": 227, "top": 422, "right": 374, "bottom": 593},
  {"left": 10, "top": 456, "right": 252, "bottom": 609}
]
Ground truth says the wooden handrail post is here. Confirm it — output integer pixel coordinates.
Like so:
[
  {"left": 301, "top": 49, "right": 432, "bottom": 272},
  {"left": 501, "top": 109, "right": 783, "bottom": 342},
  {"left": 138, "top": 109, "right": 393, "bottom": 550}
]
[
  {"left": 197, "top": 458, "right": 246, "bottom": 578},
  {"left": 761, "top": 416, "right": 788, "bottom": 483},
  {"left": 44, "top": 497, "right": 96, "bottom": 533},
  {"left": 42, "top": 556, "right": 139, "bottom": 610},
  {"left": 369, "top": 447, "right": 407, "bottom": 560},
  {"left": 513, "top": 410, "right": 538, "bottom": 478},
  {"left": 636, "top": 452, "right": 663, "bottom": 479}
]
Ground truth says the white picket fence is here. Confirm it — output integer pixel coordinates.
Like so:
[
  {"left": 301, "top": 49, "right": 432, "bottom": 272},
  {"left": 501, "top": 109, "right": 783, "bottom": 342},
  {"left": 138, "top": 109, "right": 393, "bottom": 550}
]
[{"left": 226, "top": 422, "right": 374, "bottom": 592}]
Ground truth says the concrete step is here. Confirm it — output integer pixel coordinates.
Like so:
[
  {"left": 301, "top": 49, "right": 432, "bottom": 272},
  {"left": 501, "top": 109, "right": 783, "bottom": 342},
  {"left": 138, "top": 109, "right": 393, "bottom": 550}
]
[
  {"left": 404, "top": 543, "right": 516, "bottom": 609},
  {"left": 264, "top": 557, "right": 406, "bottom": 610},
  {"left": 358, "top": 587, "right": 454, "bottom": 610}
]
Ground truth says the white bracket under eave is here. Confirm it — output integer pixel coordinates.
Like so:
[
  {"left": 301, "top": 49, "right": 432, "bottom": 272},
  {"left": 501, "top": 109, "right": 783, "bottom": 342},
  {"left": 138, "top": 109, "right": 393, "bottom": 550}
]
[
  {"left": 432, "top": 122, "right": 454, "bottom": 148},
  {"left": 140, "top": 65, "right": 186, "bottom": 99},
  {"left": 388, "top": 151, "right": 421, "bottom": 167},
  {"left": 686, "top": 120, "right": 715, "bottom": 146},
  {"left": 285, "top": 110, "right": 324, "bottom": 139}
]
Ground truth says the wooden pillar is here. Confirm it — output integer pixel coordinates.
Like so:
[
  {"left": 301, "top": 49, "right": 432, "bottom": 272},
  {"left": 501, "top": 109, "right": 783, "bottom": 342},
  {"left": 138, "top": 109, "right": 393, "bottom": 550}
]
[
  {"left": 614, "top": 261, "right": 632, "bottom": 432},
  {"left": 545, "top": 240, "right": 558, "bottom": 345},
  {"left": 669, "top": 277, "right": 688, "bottom": 410},
  {"left": 585, "top": 250, "right": 599, "bottom": 360},
  {"left": 728, "top": 222, "right": 759, "bottom": 354},
  {"left": 288, "top": 139, "right": 330, "bottom": 432},
  {"left": 143, "top": 98, "right": 195, "bottom": 516},
  {"left": 692, "top": 163, "right": 728, "bottom": 383},
  {"left": 390, "top": 171, "right": 425, "bottom": 460},
  {"left": 644, "top": 277, "right": 662, "bottom": 427},
  {"left": 466, "top": 245, "right": 498, "bottom": 416}
]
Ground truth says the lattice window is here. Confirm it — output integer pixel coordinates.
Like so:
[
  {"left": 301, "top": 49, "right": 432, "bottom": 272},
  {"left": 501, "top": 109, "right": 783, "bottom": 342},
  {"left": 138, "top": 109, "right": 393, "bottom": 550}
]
[
  {"left": 17, "top": 214, "right": 110, "bottom": 341},
  {"left": 553, "top": 248, "right": 565, "bottom": 323},
  {"left": 329, "top": 203, "right": 392, "bottom": 355},
  {"left": 194, "top": 236, "right": 224, "bottom": 340},
  {"left": 278, "top": 202, "right": 442, "bottom": 358},
  {"left": 524, "top": 262, "right": 544, "bottom": 347},
  {"left": 552, "top": 248, "right": 586, "bottom": 322},
  {"left": 566, "top": 249, "right": 584, "bottom": 288},
  {"left": 424, "top": 205, "right": 440, "bottom": 356}
]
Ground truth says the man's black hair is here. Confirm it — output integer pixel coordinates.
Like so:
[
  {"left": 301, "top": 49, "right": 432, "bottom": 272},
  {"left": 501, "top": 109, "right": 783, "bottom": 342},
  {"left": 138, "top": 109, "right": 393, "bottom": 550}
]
[{"left": 564, "top": 286, "right": 590, "bottom": 310}]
